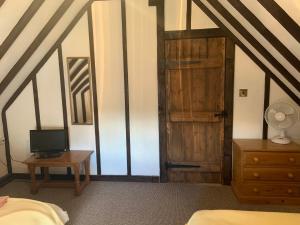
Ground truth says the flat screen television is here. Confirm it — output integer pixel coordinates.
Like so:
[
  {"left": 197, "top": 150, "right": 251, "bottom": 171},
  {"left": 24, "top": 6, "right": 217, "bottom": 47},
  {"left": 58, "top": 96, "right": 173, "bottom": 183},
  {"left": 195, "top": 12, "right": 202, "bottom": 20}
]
[{"left": 30, "top": 129, "right": 67, "bottom": 158}]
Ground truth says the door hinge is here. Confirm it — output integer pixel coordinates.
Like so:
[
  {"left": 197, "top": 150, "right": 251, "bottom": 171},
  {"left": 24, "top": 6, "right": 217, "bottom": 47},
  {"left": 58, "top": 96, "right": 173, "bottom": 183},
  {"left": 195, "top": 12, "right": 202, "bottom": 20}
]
[
  {"left": 165, "top": 162, "right": 201, "bottom": 169},
  {"left": 214, "top": 110, "right": 227, "bottom": 118}
]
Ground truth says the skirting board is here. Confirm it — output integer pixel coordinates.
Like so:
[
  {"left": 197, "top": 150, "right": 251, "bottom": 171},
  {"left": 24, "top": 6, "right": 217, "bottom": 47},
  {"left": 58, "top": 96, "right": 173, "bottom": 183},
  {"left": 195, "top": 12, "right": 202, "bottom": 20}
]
[
  {"left": 0, "top": 174, "right": 13, "bottom": 187},
  {"left": 11, "top": 173, "right": 159, "bottom": 183}
]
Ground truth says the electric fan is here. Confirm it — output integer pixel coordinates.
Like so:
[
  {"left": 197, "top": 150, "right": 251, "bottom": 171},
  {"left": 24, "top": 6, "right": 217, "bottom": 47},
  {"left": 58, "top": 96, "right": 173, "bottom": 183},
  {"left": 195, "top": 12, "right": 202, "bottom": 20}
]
[{"left": 265, "top": 102, "right": 299, "bottom": 144}]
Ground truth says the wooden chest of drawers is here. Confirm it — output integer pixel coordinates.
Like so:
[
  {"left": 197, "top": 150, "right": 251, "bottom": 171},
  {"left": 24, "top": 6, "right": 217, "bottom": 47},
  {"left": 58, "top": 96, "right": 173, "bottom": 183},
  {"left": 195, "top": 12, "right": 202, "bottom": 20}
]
[{"left": 232, "top": 139, "right": 300, "bottom": 204}]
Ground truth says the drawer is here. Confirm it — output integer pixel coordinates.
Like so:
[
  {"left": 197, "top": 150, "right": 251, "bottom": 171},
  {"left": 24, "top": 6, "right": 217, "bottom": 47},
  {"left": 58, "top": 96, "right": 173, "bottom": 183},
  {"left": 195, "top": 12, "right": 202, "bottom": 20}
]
[
  {"left": 240, "top": 184, "right": 300, "bottom": 197},
  {"left": 243, "top": 168, "right": 300, "bottom": 182},
  {"left": 244, "top": 152, "right": 300, "bottom": 167}
]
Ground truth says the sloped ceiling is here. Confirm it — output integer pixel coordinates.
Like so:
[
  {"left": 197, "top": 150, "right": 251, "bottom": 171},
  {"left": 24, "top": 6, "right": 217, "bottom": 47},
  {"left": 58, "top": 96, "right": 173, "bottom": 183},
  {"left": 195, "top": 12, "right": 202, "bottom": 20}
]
[
  {"left": 194, "top": 0, "right": 300, "bottom": 102},
  {"left": 0, "top": 0, "right": 90, "bottom": 119}
]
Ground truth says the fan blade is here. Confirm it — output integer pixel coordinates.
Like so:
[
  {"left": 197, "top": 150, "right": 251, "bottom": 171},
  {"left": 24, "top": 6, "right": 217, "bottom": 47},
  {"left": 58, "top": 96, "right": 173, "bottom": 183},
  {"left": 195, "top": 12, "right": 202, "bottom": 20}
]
[{"left": 278, "top": 117, "right": 293, "bottom": 129}]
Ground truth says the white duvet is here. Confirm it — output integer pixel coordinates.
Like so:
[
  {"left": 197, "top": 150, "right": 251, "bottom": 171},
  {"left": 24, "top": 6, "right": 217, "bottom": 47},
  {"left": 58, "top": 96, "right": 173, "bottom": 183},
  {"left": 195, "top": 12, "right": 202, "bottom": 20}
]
[
  {"left": 187, "top": 210, "right": 300, "bottom": 225},
  {"left": 0, "top": 198, "right": 69, "bottom": 225}
]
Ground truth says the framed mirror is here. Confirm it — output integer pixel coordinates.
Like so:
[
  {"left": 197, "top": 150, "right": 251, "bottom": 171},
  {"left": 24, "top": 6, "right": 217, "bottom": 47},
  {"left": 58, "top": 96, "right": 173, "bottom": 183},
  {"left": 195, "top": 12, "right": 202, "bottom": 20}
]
[{"left": 66, "top": 57, "right": 93, "bottom": 125}]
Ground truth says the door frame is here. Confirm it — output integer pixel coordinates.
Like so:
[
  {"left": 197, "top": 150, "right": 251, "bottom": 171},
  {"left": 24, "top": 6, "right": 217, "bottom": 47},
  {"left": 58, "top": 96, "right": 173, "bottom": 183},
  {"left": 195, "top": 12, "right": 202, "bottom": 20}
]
[{"left": 157, "top": 28, "right": 235, "bottom": 184}]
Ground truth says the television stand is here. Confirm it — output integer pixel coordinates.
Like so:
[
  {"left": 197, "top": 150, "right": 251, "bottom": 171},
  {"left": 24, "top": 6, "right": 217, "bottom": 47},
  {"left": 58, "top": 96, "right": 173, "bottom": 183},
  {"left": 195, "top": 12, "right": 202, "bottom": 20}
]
[
  {"left": 24, "top": 150, "right": 93, "bottom": 196},
  {"left": 35, "top": 152, "right": 63, "bottom": 159}
]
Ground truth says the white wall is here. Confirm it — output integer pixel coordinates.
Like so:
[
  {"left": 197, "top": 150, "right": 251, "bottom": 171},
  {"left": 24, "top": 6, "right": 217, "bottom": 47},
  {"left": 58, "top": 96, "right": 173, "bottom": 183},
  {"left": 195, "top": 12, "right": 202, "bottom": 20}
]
[
  {"left": 62, "top": 13, "right": 97, "bottom": 175},
  {"left": 92, "top": 1, "right": 128, "bottom": 175},
  {"left": 165, "top": 0, "right": 187, "bottom": 31},
  {"left": 6, "top": 83, "right": 36, "bottom": 173},
  {"left": 233, "top": 46, "right": 265, "bottom": 138},
  {"left": 126, "top": 0, "right": 159, "bottom": 176},
  {"left": 36, "top": 50, "right": 64, "bottom": 129}
]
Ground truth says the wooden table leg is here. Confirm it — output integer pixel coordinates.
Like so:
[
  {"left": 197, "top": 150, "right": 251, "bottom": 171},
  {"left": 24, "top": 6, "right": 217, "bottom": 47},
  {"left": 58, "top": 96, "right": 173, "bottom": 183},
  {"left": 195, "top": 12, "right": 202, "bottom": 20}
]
[
  {"left": 72, "top": 163, "right": 81, "bottom": 196},
  {"left": 28, "top": 165, "right": 38, "bottom": 194},
  {"left": 43, "top": 167, "right": 49, "bottom": 181},
  {"left": 84, "top": 158, "right": 90, "bottom": 184}
]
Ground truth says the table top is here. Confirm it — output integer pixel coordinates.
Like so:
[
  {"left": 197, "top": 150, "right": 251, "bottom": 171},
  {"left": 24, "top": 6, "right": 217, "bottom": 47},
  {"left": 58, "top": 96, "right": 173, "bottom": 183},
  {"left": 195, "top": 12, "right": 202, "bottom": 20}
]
[
  {"left": 24, "top": 150, "right": 93, "bottom": 165},
  {"left": 233, "top": 139, "right": 300, "bottom": 152}
]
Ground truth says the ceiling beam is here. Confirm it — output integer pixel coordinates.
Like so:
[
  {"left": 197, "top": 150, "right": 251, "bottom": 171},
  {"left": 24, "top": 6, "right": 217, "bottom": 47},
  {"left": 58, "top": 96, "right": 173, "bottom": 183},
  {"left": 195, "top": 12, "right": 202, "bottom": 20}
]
[
  {"left": 206, "top": 0, "right": 300, "bottom": 92},
  {"left": 0, "top": 0, "right": 45, "bottom": 60},
  {"left": 0, "top": 0, "right": 6, "bottom": 8},
  {"left": 258, "top": 0, "right": 300, "bottom": 43},
  {"left": 192, "top": 0, "right": 299, "bottom": 105},
  {"left": 0, "top": 0, "right": 74, "bottom": 95},
  {"left": 228, "top": 0, "right": 300, "bottom": 72}
]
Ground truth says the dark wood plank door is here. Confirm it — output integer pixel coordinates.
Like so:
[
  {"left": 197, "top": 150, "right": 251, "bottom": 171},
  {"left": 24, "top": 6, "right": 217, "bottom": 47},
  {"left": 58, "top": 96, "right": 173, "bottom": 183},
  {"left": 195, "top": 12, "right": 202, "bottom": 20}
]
[{"left": 165, "top": 37, "right": 225, "bottom": 183}]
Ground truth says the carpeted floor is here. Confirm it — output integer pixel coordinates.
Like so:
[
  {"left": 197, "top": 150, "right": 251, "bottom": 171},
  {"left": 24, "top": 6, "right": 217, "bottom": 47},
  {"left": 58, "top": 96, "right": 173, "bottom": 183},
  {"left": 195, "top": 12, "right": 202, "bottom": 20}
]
[{"left": 0, "top": 180, "right": 299, "bottom": 225}]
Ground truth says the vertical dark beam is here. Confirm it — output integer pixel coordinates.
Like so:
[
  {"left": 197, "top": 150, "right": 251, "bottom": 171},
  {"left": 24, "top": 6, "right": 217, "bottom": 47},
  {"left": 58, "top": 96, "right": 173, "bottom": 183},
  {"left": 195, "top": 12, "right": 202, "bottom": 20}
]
[
  {"left": 263, "top": 74, "right": 270, "bottom": 139},
  {"left": 58, "top": 46, "right": 71, "bottom": 176},
  {"left": 223, "top": 38, "right": 235, "bottom": 185},
  {"left": 58, "top": 45, "right": 69, "bottom": 148},
  {"left": 155, "top": 0, "right": 167, "bottom": 182},
  {"left": 121, "top": 0, "right": 131, "bottom": 176},
  {"left": 258, "top": 0, "right": 300, "bottom": 43},
  {"left": 81, "top": 92, "right": 87, "bottom": 123},
  {"left": 32, "top": 77, "right": 41, "bottom": 130},
  {"left": 72, "top": 93, "right": 79, "bottom": 123},
  {"left": 0, "top": 0, "right": 45, "bottom": 59},
  {"left": 186, "top": 0, "right": 192, "bottom": 30},
  {"left": 1, "top": 112, "right": 12, "bottom": 175},
  {"left": 87, "top": 6, "right": 101, "bottom": 175}
]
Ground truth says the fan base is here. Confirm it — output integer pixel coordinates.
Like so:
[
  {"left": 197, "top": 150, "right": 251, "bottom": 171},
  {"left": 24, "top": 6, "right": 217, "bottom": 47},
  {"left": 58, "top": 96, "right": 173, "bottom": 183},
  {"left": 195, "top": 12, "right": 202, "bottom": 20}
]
[{"left": 271, "top": 136, "right": 291, "bottom": 145}]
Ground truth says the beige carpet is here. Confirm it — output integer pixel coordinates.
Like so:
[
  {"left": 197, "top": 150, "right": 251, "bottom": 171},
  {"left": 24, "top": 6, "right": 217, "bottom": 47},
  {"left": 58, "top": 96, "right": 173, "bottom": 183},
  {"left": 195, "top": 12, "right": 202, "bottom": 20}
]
[{"left": 0, "top": 180, "right": 299, "bottom": 225}]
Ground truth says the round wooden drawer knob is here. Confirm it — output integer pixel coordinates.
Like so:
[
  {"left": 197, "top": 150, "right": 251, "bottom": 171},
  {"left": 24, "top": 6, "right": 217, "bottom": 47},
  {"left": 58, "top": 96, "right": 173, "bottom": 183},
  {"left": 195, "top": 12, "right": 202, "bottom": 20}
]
[
  {"left": 253, "top": 172, "right": 260, "bottom": 178},
  {"left": 288, "top": 173, "right": 294, "bottom": 179},
  {"left": 253, "top": 188, "right": 259, "bottom": 193},
  {"left": 289, "top": 157, "right": 296, "bottom": 163},
  {"left": 253, "top": 157, "right": 259, "bottom": 163},
  {"left": 287, "top": 189, "right": 293, "bottom": 194}
]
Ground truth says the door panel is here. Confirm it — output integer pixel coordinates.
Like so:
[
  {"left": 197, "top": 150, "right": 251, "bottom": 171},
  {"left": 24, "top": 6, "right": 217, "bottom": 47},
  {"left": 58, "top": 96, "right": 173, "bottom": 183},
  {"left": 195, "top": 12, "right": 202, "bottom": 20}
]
[{"left": 165, "top": 37, "right": 225, "bottom": 183}]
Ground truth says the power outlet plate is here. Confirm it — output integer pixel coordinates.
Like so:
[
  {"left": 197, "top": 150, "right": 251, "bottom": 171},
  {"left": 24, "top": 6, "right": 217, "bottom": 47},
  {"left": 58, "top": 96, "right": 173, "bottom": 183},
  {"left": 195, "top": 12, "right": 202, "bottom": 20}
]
[{"left": 239, "top": 89, "right": 248, "bottom": 97}]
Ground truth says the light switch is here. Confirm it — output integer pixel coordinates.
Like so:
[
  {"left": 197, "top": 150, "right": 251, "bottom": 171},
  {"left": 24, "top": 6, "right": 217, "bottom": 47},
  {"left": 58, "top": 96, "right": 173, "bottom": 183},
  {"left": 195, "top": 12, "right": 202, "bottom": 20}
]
[{"left": 239, "top": 89, "right": 248, "bottom": 97}]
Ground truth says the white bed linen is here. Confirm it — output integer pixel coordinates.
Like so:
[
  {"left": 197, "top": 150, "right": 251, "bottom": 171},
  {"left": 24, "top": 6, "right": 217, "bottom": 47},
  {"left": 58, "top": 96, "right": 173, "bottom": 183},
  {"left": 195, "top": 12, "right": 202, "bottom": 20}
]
[
  {"left": 0, "top": 198, "right": 69, "bottom": 225},
  {"left": 187, "top": 210, "right": 300, "bottom": 225}
]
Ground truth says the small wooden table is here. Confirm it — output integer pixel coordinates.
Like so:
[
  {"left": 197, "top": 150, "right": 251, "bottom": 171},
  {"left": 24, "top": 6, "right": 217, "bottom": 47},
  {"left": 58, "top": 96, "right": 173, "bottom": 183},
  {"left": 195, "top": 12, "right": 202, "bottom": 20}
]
[{"left": 24, "top": 150, "right": 93, "bottom": 196}]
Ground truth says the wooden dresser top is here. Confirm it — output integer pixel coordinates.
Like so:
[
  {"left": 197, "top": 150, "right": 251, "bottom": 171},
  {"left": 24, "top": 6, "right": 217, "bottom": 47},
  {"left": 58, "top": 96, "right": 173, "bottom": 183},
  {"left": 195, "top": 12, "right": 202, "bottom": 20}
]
[{"left": 233, "top": 139, "right": 300, "bottom": 152}]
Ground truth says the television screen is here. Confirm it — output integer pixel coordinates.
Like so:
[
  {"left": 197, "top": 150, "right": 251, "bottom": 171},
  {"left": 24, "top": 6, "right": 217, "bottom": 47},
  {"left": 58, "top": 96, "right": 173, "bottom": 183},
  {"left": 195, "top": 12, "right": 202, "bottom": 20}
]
[{"left": 30, "top": 129, "right": 67, "bottom": 153}]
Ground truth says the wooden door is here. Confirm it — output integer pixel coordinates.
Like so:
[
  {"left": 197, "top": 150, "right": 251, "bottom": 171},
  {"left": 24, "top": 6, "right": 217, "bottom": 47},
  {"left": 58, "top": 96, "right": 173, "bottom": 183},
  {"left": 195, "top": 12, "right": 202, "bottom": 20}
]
[{"left": 165, "top": 37, "right": 225, "bottom": 183}]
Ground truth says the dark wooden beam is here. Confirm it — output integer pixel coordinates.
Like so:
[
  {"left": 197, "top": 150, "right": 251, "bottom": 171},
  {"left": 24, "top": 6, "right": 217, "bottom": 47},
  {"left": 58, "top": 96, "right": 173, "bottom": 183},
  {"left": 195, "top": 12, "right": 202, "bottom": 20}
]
[
  {"left": 0, "top": 0, "right": 5, "bottom": 8},
  {"left": 206, "top": 0, "right": 300, "bottom": 92},
  {"left": 148, "top": 0, "right": 156, "bottom": 6},
  {"left": 258, "top": 0, "right": 300, "bottom": 43},
  {"left": 223, "top": 38, "right": 235, "bottom": 184},
  {"left": 228, "top": 0, "right": 300, "bottom": 72},
  {"left": 0, "top": 0, "right": 45, "bottom": 59},
  {"left": 87, "top": 5, "right": 101, "bottom": 175},
  {"left": 70, "top": 59, "right": 88, "bottom": 80},
  {"left": 58, "top": 45, "right": 71, "bottom": 176},
  {"left": 121, "top": 0, "right": 131, "bottom": 176},
  {"left": 193, "top": 0, "right": 300, "bottom": 106},
  {"left": 154, "top": 0, "right": 167, "bottom": 182},
  {"left": 32, "top": 76, "right": 41, "bottom": 130},
  {"left": 0, "top": 0, "right": 74, "bottom": 95},
  {"left": 58, "top": 45, "right": 69, "bottom": 146},
  {"left": 70, "top": 69, "right": 89, "bottom": 91},
  {"left": 1, "top": 112, "right": 11, "bottom": 175},
  {"left": 1, "top": 1, "right": 92, "bottom": 176},
  {"left": 81, "top": 86, "right": 90, "bottom": 123},
  {"left": 186, "top": 0, "right": 192, "bottom": 30},
  {"left": 165, "top": 28, "right": 225, "bottom": 40},
  {"left": 263, "top": 74, "right": 270, "bottom": 139}
]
